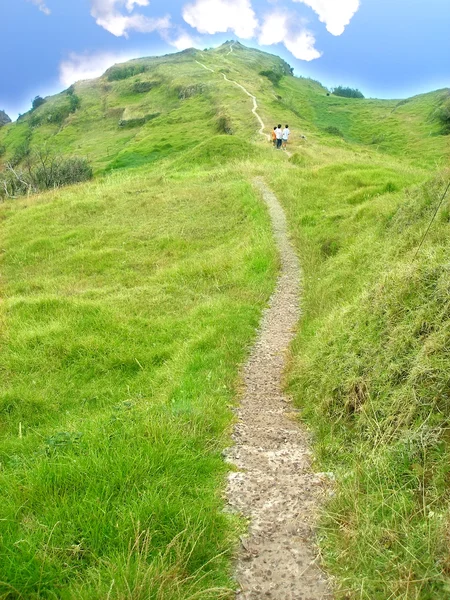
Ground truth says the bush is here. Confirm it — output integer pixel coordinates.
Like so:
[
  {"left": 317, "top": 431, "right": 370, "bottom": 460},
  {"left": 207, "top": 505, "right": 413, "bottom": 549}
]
[
  {"left": 324, "top": 125, "right": 344, "bottom": 138},
  {"left": 132, "top": 81, "right": 160, "bottom": 94},
  {"left": 332, "top": 86, "right": 365, "bottom": 99},
  {"left": 118, "top": 113, "right": 160, "bottom": 128},
  {"left": 259, "top": 70, "right": 283, "bottom": 86},
  {"left": 11, "top": 141, "right": 31, "bottom": 166},
  {"left": 176, "top": 84, "right": 206, "bottom": 100},
  {"left": 0, "top": 145, "right": 6, "bottom": 158},
  {"left": 32, "top": 96, "right": 46, "bottom": 110},
  {"left": 69, "top": 94, "right": 81, "bottom": 112},
  {"left": 216, "top": 114, "right": 233, "bottom": 135},
  {"left": 0, "top": 150, "right": 93, "bottom": 198},
  {"left": 46, "top": 105, "right": 72, "bottom": 125},
  {"left": 31, "top": 94, "right": 81, "bottom": 127},
  {"left": 437, "top": 98, "right": 450, "bottom": 134},
  {"left": 106, "top": 64, "right": 148, "bottom": 82}
]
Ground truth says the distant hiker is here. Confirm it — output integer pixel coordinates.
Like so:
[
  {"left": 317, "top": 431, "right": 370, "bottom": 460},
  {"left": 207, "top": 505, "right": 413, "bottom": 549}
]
[
  {"left": 275, "top": 124, "right": 283, "bottom": 149},
  {"left": 282, "top": 125, "right": 290, "bottom": 150},
  {"left": 272, "top": 126, "right": 277, "bottom": 147}
]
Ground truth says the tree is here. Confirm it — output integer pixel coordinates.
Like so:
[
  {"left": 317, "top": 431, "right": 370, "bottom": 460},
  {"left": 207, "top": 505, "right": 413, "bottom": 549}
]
[
  {"left": 32, "top": 96, "right": 46, "bottom": 110},
  {"left": 332, "top": 86, "right": 364, "bottom": 99}
]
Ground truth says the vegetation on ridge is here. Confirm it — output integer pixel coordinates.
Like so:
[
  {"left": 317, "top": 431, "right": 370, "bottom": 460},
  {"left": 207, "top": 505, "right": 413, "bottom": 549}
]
[{"left": 0, "top": 41, "right": 449, "bottom": 599}]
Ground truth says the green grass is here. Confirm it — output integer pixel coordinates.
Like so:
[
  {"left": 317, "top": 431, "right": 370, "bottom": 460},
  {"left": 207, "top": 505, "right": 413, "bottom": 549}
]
[
  {"left": 265, "top": 153, "right": 450, "bottom": 597},
  {"left": 1, "top": 40, "right": 450, "bottom": 599},
  {"left": 0, "top": 166, "right": 277, "bottom": 599}
]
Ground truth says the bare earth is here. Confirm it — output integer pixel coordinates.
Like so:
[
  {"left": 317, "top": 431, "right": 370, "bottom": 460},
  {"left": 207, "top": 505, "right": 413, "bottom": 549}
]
[{"left": 225, "top": 178, "right": 332, "bottom": 600}]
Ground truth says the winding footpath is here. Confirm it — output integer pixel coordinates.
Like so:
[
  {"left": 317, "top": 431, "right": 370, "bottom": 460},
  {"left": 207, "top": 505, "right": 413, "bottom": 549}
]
[
  {"left": 225, "top": 179, "right": 331, "bottom": 600},
  {"left": 196, "top": 58, "right": 330, "bottom": 599},
  {"left": 195, "top": 60, "right": 269, "bottom": 140}
]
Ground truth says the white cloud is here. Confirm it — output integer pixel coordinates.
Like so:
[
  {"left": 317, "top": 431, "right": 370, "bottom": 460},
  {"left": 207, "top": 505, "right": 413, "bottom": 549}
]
[
  {"left": 170, "top": 32, "right": 197, "bottom": 50},
  {"left": 259, "top": 11, "right": 321, "bottom": 61},
  {"left": 28, "top": 0, "right": 51, "bottom": 15},
  {"left": 90, "top": 0, "right": 170, "bottom": 37},
  {"left": 292, "top": 0, "right": 360, "bottom": 36},
  {"left": 259, "top": 12, "right": 288, "bottom": 46},
  {"left": 285, "top": 31, "right": 321, "bottom": 60},
  {"left": 183, "top": 0, "right": 258, "bottom": 39},
  {"left": 59, "top": 51, "right": 139, "bottom": 87}
]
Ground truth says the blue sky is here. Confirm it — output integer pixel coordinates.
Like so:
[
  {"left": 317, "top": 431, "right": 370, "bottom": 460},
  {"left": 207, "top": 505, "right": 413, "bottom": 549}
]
[{"left": 1, "top": 0, "right": 449, "bottom": 120}]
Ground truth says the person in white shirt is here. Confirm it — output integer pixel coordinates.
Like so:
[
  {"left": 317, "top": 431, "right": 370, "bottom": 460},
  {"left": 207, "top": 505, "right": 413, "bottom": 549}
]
[
  {"left": 275, "top": 124, "right": 283, "bottom": 149},
  {"left": 282, "top": 125, "right": 290, "bottom": 150}
]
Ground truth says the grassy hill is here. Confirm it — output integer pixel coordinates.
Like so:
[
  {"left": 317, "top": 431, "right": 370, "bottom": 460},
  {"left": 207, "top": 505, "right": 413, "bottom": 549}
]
[{"left": 0, "top": 41, "right": 450, "bottom": 599}]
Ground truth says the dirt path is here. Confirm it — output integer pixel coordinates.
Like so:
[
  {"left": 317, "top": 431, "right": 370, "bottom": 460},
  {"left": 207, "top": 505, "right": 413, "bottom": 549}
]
[
  {"left": 225, "top": 178, "right": 331, "bottom": 600},
  {"left": 195, "top": 60, "right": 269, "bottom": 141},
  {"left": 195, "top": 57, "right": 327, "bottom": 597},
  {"left": 195, "top": 57, "right": 293, "bottom": 153}
]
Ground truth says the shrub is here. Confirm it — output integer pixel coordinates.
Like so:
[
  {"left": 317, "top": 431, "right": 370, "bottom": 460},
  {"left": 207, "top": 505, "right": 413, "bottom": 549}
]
[
  {"left": 32, "top": 96, "right": 46, "bottom": 110},
  {"left": 216, "top": 114, "right": 233, "bottom": 135},
  {"left": 259, "top": 70, "right": 283, "bottom": 86},
  {"left": 11, "top": 141, "right": 31, "bottom": 166},
  {"left": 437, "top": 98, "right": 450, "bottom": 134},
  {"left": 332, "top": 86, "right": 364, "bottom": 99},
  {"left": 176, "top": 84, "right": 206, "bottom": 100},
  {"left": 46, "top": 105, "right": 72, "bottom": 125},
  {"left": 324, "top": 125, "right": 344, "bottom": 138},
  {"left": 132, "top": 81, "right": 160, "bottom": 94},
  {"left": 47, "top": 95, "right": 81, "bottom": 125},
  {"left": 118, "top": 113, "right": 160, "bottom": 128},
  {"left": 106, "top": 64, "right": 148, "bottom": 82},
  {"left": 69, "top": 94, "right": 81, "bottom": 112},
  {"left": 0, "top": 145, "right": 6, "bottom": 158},
  {"left": 0, "top": 150, "right": 93, "bottom": 198}
]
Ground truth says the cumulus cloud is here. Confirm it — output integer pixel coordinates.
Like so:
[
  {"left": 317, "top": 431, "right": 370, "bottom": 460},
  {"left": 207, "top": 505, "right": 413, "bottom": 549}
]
[
  {"left": 90, "top": 0, "right": 170, "bottom": 37},
  {"left": 28, "top": 0, "right": 51, "bottom": 15},
  {"left": 183, "top": 0, "right": 258, "bottom": 39},
  {"left": 285, "top": 31, "right": 321, "bottom": 60},
  {"left": 170, "top": 31, "right": 197, "bottom": 50},
  {"left": 59, "top": 51, "right": 139, "bottom": 87},
  {"left": 259, "top": 12, "right": 288, "bottom": 46},
  {"left": 292, "top": 0, "right": 360, "bottom": 36},
  {"left": 259, "top": 11, "right": 321, "bottom": 61}
]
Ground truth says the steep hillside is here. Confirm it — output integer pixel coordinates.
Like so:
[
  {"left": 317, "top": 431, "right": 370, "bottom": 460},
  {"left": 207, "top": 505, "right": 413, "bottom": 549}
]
[
  {"left": 0, "top": 41, "right": 450, "bottom": 599},
  {"left": 0, "top": 43, "right": 291, "bottom": 173},
  {"left": 1, "top": 42, "right": 447, "bottom": 174}
]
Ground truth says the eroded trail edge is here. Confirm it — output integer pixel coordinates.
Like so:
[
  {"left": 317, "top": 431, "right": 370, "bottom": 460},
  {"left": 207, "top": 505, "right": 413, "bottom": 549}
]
[{"left": 226, "top": 178, "right": 331, "bottom": 600}]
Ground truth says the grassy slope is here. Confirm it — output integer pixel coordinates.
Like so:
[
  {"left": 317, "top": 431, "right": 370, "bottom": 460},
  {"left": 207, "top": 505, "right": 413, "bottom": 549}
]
[
  {"left": 1, "top": 41, "right": 450, "bottom": 599},
  {"left": 263, "top": 64, "right": 450, "bottom": 598},
  {"left": 0, "top": 159, "right": 278, "bottom": 599}
]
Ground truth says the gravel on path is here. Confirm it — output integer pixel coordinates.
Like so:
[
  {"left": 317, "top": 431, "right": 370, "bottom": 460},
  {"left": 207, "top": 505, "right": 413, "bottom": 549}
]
[{"left": 225, "top": 178, "right": 332, "bottom": 600}]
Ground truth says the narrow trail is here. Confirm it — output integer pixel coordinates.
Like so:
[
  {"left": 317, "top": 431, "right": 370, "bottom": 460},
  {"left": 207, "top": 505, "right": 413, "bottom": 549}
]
[
  {"left": 195, "top": 60, "right": 269, "bottom": 141},
  {"left": 196, "top": 58, "right": 293, "bottom": 153},
  {"left": 196, "top": 58, "right": 327, "bottom": 597},
  {"left": 226, "top": 179, "right": 331, "bottom": 600}
]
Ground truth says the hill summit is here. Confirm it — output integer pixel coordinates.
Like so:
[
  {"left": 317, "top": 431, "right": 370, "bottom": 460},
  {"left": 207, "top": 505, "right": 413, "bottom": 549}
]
[{"left": 0, "top": 41, "right": 448, "bottom": 175}]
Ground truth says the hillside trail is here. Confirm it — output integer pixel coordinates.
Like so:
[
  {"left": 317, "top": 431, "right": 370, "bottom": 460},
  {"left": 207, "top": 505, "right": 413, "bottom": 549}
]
[
  {"left": 224, "top": 178, "right": 332, "bottom": 599},
  {"left": 196, "top": 58, "right": 329, "bottom": 599},
  {"left": 196, "top": 57, "right": 294, "bottom": 155},
  {"left": 196, "top": 59, "right": 269, "bottom": 142}
]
